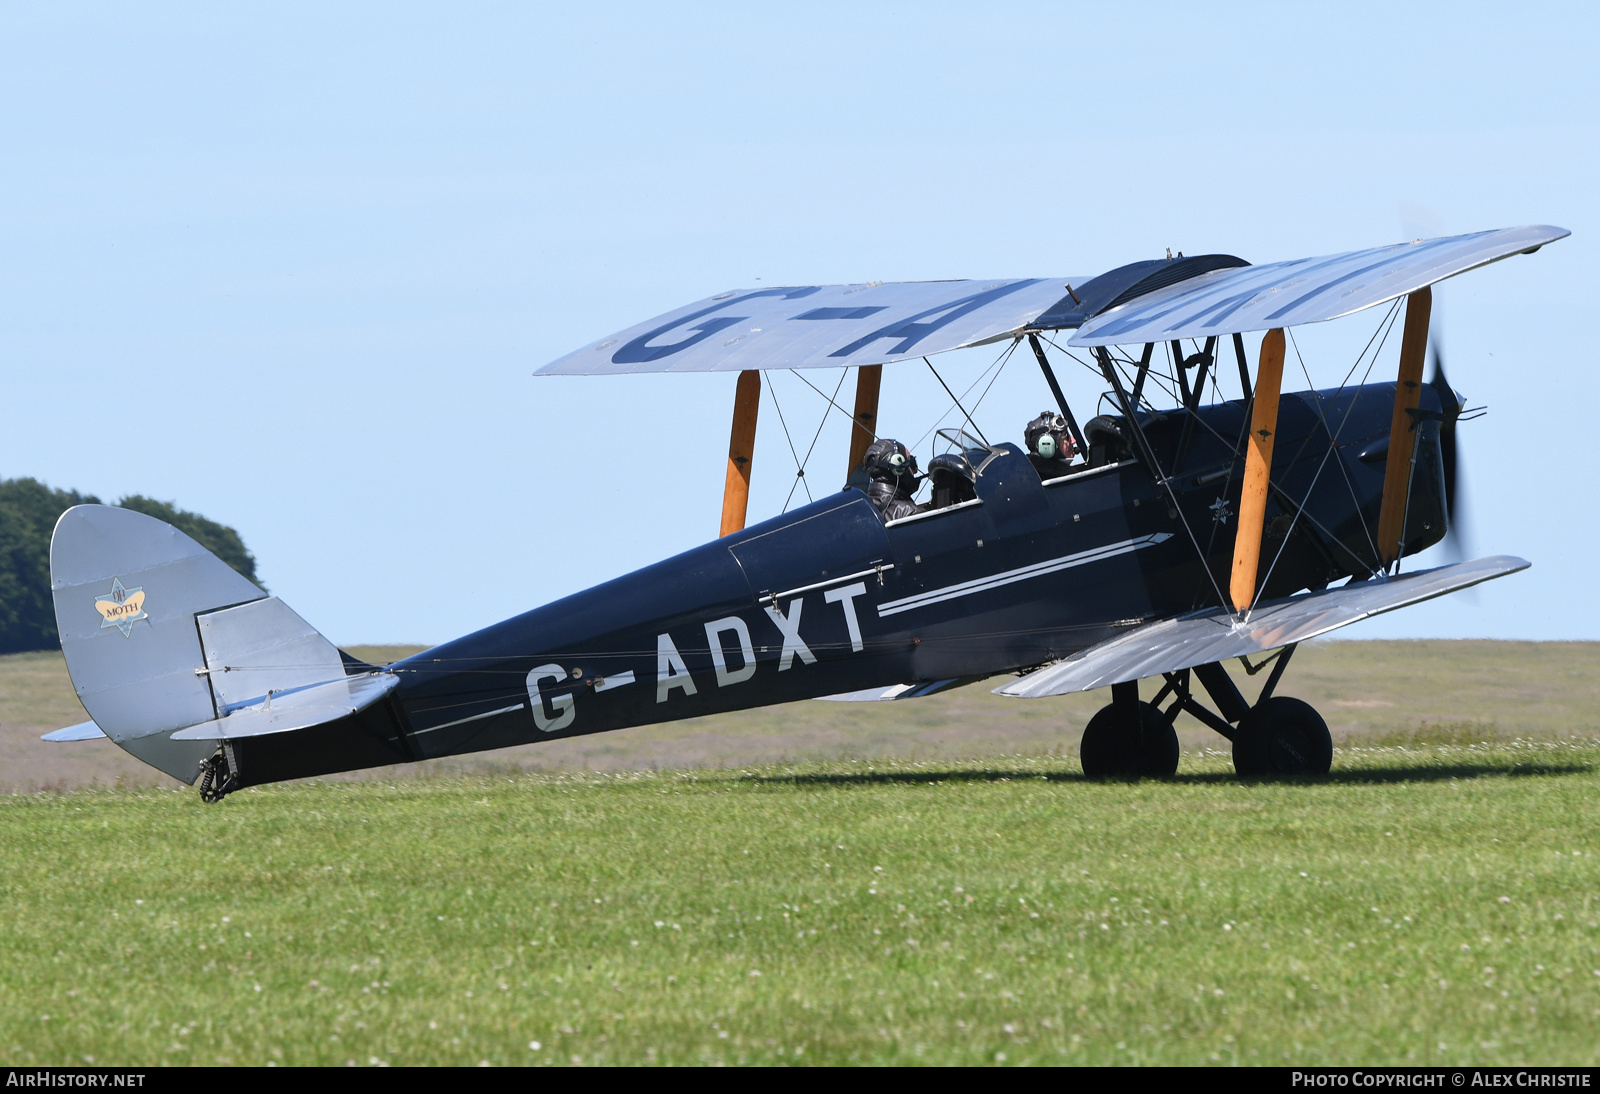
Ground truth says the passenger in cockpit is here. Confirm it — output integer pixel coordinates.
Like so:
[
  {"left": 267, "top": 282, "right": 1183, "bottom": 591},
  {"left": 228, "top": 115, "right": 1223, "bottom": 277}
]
[
  {"left": 861, "top": 438, "right": 924, "bottom": 521},
  {"left": 1024, "top": 411, "right": 1079, "bottom": 479}
]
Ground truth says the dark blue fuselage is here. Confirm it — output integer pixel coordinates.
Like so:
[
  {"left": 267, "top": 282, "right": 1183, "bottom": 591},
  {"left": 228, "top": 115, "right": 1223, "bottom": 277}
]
[{"left": 229, "top": 381, "right": 1447, "bottom": 787}]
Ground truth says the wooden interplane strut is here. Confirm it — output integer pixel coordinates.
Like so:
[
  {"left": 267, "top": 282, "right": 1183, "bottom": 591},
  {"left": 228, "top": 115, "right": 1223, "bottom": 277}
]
[
  {"left": 1230, "top": 328, "right": 1286, "bottom": 612},
  {"left": 719, "top": 370, "right": 761, "bottom": 537},
  {"left": 847, "top": 364, "right": 882, "bottom": 476},
  {"left": 1375, "top": 287, "right": 1433, "bottom": 568}
]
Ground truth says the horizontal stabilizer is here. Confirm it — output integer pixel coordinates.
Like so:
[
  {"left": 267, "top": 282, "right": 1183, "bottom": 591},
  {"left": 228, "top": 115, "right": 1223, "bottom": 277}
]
[
  {"left": 538, "top": 278, "right": 1087, "bottom": 375},
  {"left": 1068, "top": 226, "right": 1568, "bottom": 347},
  {"left": 172, "top": 672, "right": 398, "bottom": 740},
  {"left": 813, "top": 677, "right": 977, "bottom": 702},
  {"left": 41, "top": 721, "right": 107, "bottom": 742},
  {"left": 996, "top": 555, "right": 1529, "bottom": 699}
]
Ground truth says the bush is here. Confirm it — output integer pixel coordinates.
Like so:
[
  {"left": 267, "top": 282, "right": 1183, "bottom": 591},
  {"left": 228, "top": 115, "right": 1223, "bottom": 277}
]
[{"left": 0, "top": 479, "right": 261, "bottom": 654}]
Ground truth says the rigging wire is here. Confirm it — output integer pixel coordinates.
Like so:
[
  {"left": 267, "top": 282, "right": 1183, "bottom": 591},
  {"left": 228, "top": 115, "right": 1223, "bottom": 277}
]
[
  {"left": 1098, "top": 343, "right": 1236, "bottom": 613},
  {"left": 764, "top": 374, "right": 811, "bottom": 511},
  {"left": 967, "top": 337, "right": 1020, "bottom": 422},
  {"left": 1248, "top": 304, "right": 1403, "bottom": 612},
  {"left": 781, "top": 340, "right": 1014, "bottom": 504},
  {"left": 1273, "top": 300, "right": 1404, "bottom": 574},
  {"left": 1049, "top": 308, "right": 1408, "bottom": 613},
  {"left": 1043, "top": 331, "right": 1259, "bottom": 607},
  {"left": 1063, "top": 334, "right": 1239, "bottom": 611},
  {"left": 1315, "top": 300, "right": 1408, "bottom": 571},
  {"left": 1049, "top": 336, "right": 1184, "bottom": 412},
  {"left": 925, "top": 357, "right": 989, "bottom": 445},
  {"left": 788, "top": 367, "right": 870, "bottom": 439},
  {"left": 908, "top": 338, "right": 1013, "bottom": 453},
  {"left": 1041, "top": 312, "right": 1406, "bottom": 620},
  {"left": 800, "top": 369, "right": 848, "bottom": 484},
  {"left": 781, "top": 368, "right": 847, "bottom": 510},
  {"left": 1151, "top": 449, "right": 1233, "bottom": 614}
]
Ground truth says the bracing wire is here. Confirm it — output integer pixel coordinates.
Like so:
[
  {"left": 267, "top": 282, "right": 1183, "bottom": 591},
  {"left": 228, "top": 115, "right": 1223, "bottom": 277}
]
[
  {"left": 925, "top": 358, "right": 989, "bottom": 445},
  {"left": 788, "top": 368, "right": 848, "bottom": 507},
  {"left": 967, "top": 337, "right": 1021, "bottom": 422},
  {"left": 1248, "top": 302, "right": 1404, "bottom": 612},
  {"left": 766, "top": 368, "right": 852, "bottom": 510},
  {"left": 781, "top": 342, "right": 1015, "bottom": 497},
  {"left": 1280, "top": 302, "right": 1403, "bottom": 561},
  {"left": 909, "top": 339, "right": 1014, "bottom": 453},
  {"left": 788, "top": 367, "right": 868, "bottom": 438},
  {"left": 764, "top": 375, "right": 811, "bottom": 511}
]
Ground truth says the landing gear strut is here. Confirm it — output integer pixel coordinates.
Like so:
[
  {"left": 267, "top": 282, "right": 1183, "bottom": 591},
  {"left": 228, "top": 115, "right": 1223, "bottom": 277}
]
[
  {"left": 1225, "top": 645, "right": 1331, "bottom": 776},
  {"left": 1075, "top": 643, "right": 1333, "bottom": 779}
]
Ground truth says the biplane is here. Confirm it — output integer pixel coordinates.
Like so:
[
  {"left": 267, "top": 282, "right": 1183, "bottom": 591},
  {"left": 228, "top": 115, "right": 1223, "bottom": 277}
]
[{"left": 44, "top": 225, "right": 1568, "bottom": 799}]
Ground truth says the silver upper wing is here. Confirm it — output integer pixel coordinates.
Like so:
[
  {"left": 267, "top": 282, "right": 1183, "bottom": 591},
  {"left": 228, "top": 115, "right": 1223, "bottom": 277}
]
[
  {"left": 538, "top": 278, "right": 1085, "bottom": 375},
  {"left": 1068, "top": 226, "right": 1568, "bottom": 347},
  {"left": 995, "top": 555, "right": 1529, "bottom": 698},
  {"left": 538, "top": 225, "right": 1568, "bottom": 374}
]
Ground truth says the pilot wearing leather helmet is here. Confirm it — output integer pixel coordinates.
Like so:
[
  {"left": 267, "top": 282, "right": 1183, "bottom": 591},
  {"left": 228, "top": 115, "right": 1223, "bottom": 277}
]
[{"left": 1024, "top": 411, "right": 1078, "bottom": 479}]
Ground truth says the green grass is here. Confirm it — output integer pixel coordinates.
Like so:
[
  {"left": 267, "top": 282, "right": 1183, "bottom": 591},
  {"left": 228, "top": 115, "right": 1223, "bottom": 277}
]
[{"left": 2, "top": 743, "right": 1598, "bottom": 1065}]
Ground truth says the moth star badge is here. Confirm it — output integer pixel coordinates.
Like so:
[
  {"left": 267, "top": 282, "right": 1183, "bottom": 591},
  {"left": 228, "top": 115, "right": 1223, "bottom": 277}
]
[{"left": 94, "top": 578, "right": 148, "bottom": 637}]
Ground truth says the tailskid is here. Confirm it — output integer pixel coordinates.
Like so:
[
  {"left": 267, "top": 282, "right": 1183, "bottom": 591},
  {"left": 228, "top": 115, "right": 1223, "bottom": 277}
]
[{"left": 197, "top": 745, "right": 240, "bottom": 803}]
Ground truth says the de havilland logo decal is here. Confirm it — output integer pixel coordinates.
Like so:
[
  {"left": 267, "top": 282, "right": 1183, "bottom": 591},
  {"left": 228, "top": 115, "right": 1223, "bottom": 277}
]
[{"left": 94, "top": 577, "right": 147, "bottom": 637}]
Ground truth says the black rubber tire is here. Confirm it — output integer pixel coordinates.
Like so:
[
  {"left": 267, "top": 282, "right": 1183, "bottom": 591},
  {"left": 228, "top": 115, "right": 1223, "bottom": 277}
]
[
  {"left": 1234, "top": 696, "right": 1332, "bottom": 777},
  {"left": 1231, "top": 731, "right": 1265, "bottom": 777},
  {"left": 1080, "top": 700, "right": 1180, "bottom": 778}
]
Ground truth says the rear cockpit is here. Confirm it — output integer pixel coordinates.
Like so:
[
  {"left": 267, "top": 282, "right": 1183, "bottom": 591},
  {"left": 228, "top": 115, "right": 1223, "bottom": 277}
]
[{"left": 854, "top": 408, "right": 1129, "bottom": 525}]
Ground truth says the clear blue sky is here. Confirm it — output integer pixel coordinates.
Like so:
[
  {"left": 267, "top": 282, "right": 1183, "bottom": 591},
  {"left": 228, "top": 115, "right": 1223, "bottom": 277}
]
[{"left": 2, "top": 2, "right": 1594, "bottom": 644}]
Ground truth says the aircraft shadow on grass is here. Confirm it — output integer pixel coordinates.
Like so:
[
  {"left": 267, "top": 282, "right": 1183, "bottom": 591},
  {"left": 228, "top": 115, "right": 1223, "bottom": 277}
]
[{"left": 748, "top": 761, "right": 1596, "bottom": 789}]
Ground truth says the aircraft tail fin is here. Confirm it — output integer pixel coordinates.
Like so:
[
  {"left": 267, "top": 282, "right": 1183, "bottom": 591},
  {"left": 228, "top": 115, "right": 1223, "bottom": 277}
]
[{"left": 50, "top": 504, "right": 361, "bottom": 784}]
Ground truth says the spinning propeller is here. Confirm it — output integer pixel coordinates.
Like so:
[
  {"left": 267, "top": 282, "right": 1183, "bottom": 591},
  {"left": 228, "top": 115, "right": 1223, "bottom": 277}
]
[{"left": 1427, "top": 336, "right": 1474, "bottom": 561}]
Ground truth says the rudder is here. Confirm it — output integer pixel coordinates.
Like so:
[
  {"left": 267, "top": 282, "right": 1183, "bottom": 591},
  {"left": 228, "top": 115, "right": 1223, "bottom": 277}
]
[{"left": 50, "top": 504, "right": 348, "bottom": 784}]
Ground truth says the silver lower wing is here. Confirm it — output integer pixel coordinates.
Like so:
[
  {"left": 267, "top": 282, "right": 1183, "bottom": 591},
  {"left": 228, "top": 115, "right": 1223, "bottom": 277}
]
[
  {"left": 996, "top": 555, "right": 1529, "bottom": 699},
  {"left": 814, "top": 677, "right": 978, "bottom": 702}
]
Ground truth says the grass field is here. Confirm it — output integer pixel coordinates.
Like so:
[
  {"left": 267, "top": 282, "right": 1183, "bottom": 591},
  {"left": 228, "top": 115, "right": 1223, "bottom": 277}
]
[
  {"left": 1, "top": 747, "right": 1597, "bottom": 1066},
  {"left": 1, "top": 643, "right": 1597, "bottom": 1065}
]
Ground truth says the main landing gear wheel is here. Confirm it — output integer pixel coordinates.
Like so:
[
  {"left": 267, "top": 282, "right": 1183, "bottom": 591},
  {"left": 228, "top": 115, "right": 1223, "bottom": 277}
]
[
  {"left": 1232, "top": 697, "right": 1332, "bottom": 777},
  {"left": 1080, "top": 701, "right": 1180, "bottom": 778}
]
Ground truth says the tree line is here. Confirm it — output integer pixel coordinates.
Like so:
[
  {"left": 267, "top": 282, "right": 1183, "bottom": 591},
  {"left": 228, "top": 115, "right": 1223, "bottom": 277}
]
[{"left": 0, "top": 477, "right": 260, "bottom": 654}]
